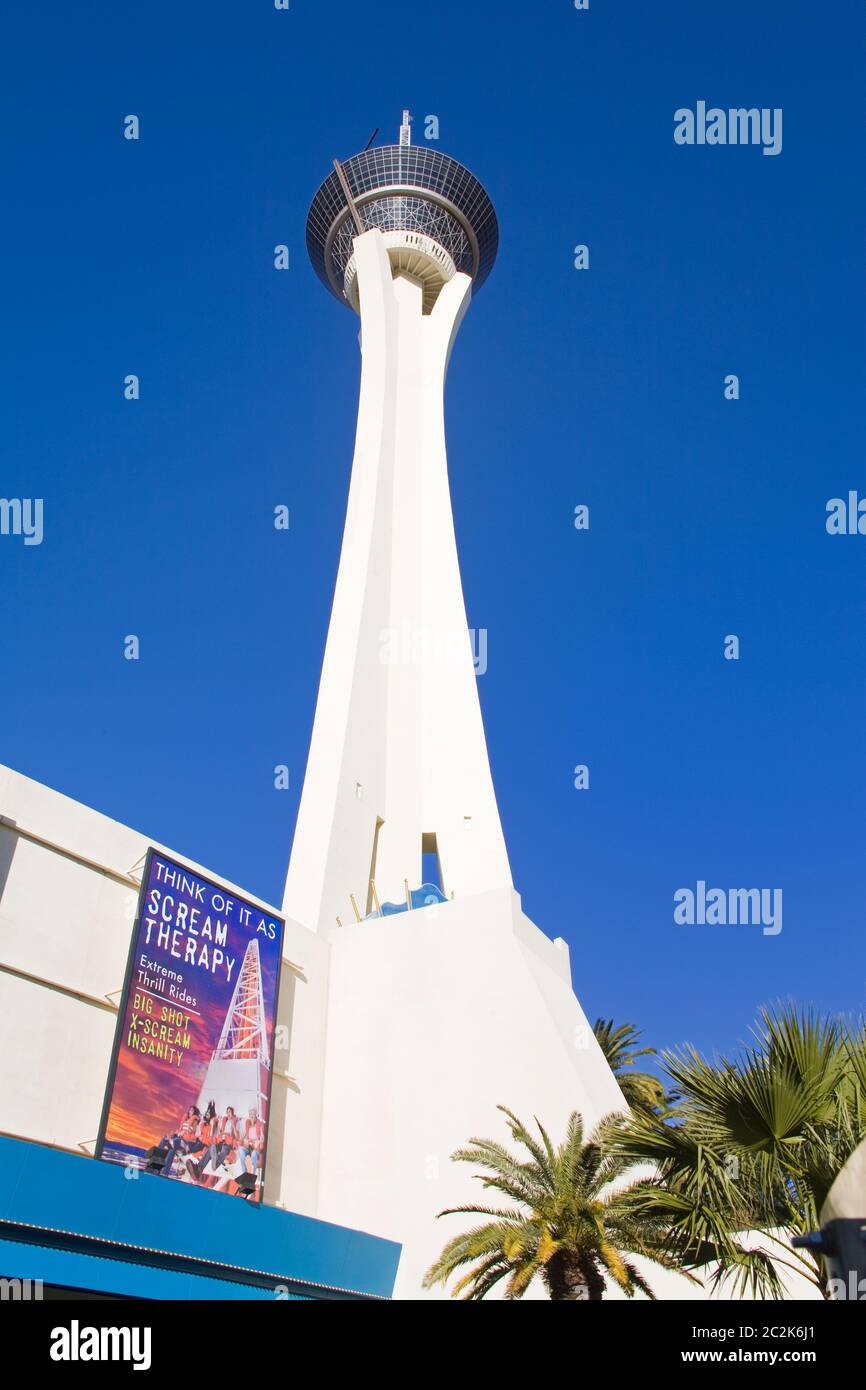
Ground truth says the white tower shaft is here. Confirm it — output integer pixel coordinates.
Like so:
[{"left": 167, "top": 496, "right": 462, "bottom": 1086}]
[{"left": 284, "top": 231, "right": 511, "bottom": 933}]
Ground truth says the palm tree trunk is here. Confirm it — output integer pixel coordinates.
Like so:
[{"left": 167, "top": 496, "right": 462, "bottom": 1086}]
[
  {"left": 545, "top": 1251, "right": 606, "bottom": 1300},
  {"left": 578, "top": 1257, "right": 606, "bottom": 1301}
]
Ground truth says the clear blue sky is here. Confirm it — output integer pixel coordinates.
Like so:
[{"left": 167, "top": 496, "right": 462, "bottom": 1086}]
[{"left": 2, "top": 1, "right": 864, "bottom": 1067}]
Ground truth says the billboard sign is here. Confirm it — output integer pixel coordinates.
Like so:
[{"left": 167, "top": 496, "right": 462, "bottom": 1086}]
[{"left": 97, "top": 849, "right": 284, "bottom": 1203}]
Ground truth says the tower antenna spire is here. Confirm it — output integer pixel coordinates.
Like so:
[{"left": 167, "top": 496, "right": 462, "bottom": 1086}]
[{"left": 399, "top": 109, "right": 412, "bottom": 146}]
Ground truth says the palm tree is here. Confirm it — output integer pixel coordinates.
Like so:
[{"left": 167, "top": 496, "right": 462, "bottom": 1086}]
[
  {"left": 593, "top": 1018, "right": 670, "bottom": 1117},
  {"left": 609, "top": 1004, "right": 866, "bottom": 1298},
  {"left": 423, "top": 1106, "right": 695, "bottom": 1299}
]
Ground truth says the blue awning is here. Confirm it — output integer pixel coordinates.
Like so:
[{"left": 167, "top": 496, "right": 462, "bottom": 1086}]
[{"left": 0, "top": 1136, "right": 400, "bottom": 1301}]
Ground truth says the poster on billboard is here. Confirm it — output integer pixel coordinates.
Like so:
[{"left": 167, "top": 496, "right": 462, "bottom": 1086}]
[{"left": 96, "top": 848, "right": 284, "bottom": 1203}]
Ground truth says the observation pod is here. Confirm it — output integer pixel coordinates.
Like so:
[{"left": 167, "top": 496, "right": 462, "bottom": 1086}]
[{"left": 306, "top": 112, "right": 499, "bottom": 314}]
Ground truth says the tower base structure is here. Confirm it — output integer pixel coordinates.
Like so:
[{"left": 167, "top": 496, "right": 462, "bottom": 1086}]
[
  {"left": 315, "top": 886, "right": 628, "bottom": 1298},
  {"left": 315, "top": 890, "right": 819, "bottom": 1300}
]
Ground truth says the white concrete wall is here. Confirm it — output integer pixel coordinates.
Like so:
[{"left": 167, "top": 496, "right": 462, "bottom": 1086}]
[
  {"left": 0, "top": 763, "right": 328, "bottom": 1219},
  {"left": 314, "top": 886, "right": 627, "bottom": 1298}
]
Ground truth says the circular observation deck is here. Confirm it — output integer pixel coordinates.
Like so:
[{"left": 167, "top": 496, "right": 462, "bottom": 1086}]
[{"left": 306, "top": 143, "right": 499, "bottom": 314}]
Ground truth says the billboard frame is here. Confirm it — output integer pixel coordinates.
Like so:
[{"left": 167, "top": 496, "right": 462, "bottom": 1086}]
[{"left": 95, "top": 845, "right": 284, "bottom": 1206}]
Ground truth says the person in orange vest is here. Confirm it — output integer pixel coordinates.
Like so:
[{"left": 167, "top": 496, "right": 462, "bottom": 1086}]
[
  {"left": 238, "top": 1108, "right": 265, "bottom": 1177},
  {"left": 193, "top": 1105, "right": 239, "bottom": 1180},
  {"left": 159, "top": 1105, "right": 202, "bottom": 1177},
  {"left": 185, "top": 1102, "right": 219, "bottom": 1181}
]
